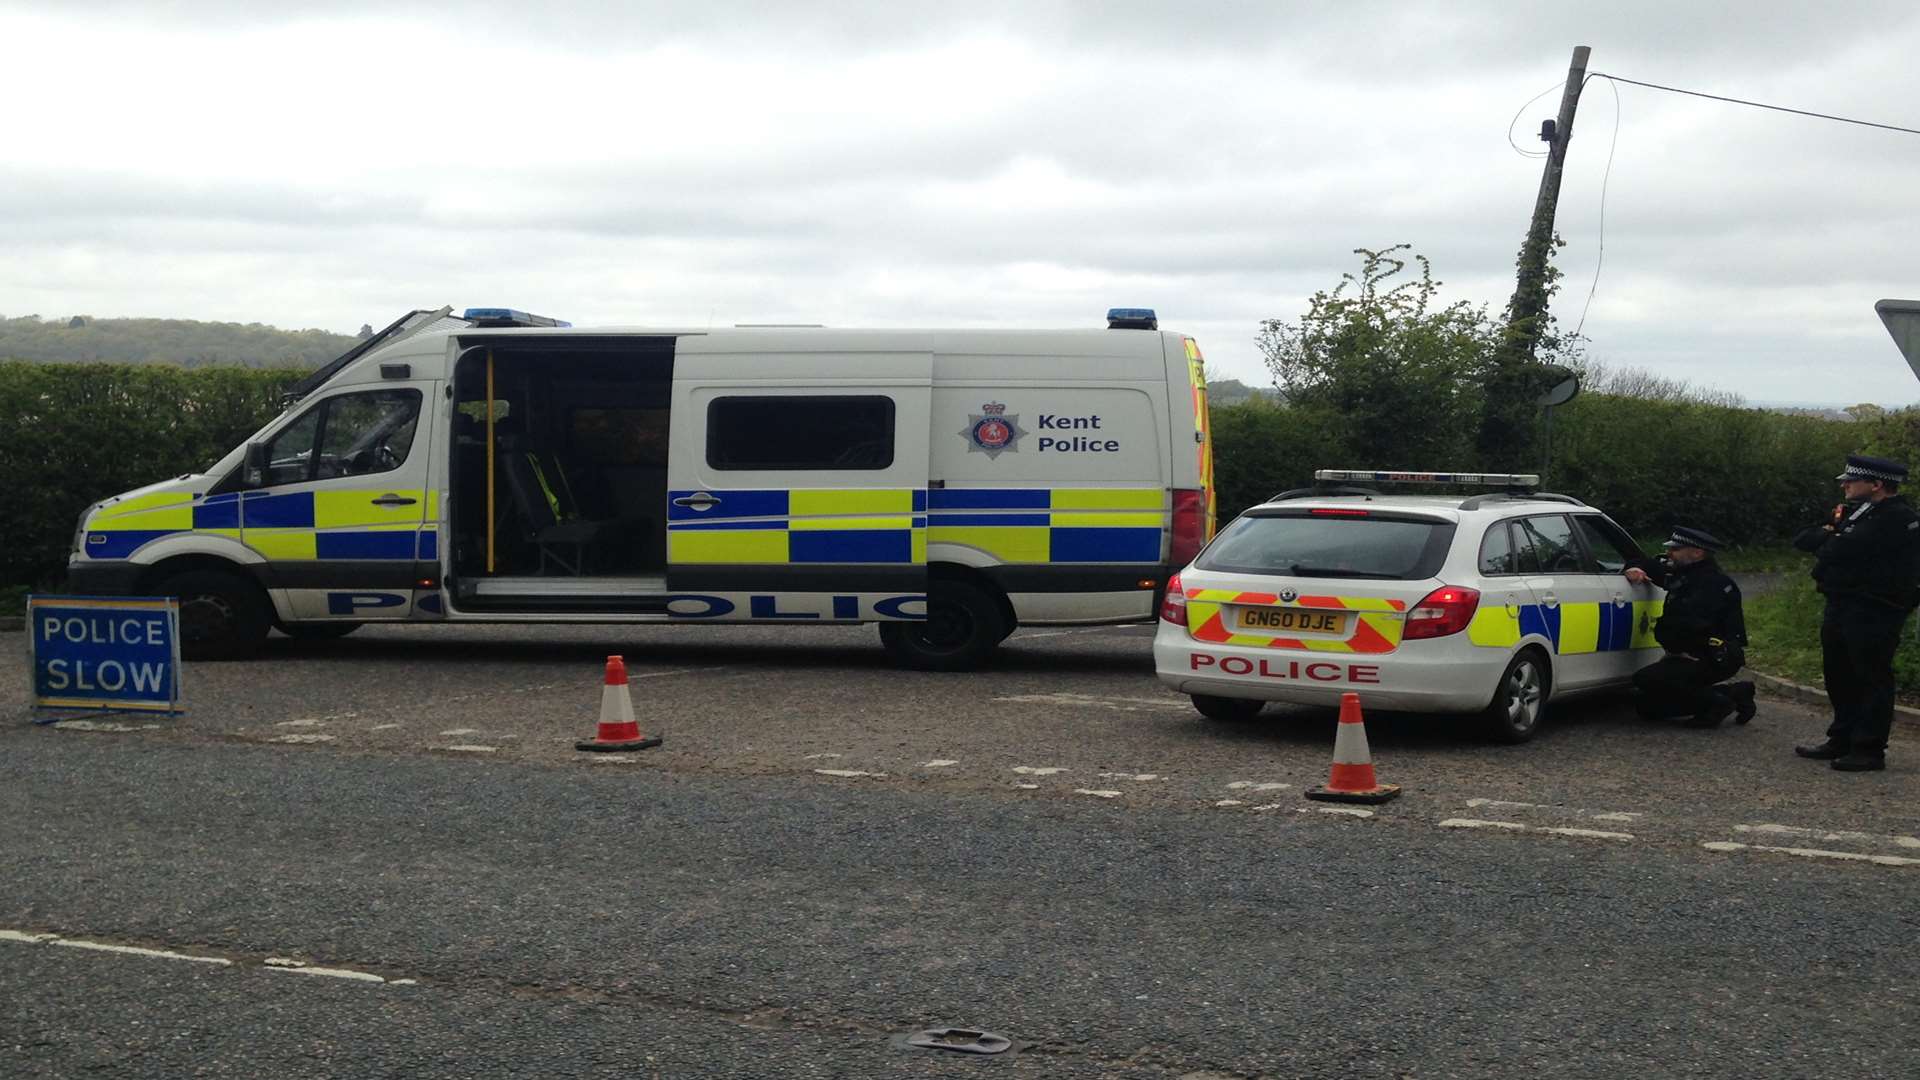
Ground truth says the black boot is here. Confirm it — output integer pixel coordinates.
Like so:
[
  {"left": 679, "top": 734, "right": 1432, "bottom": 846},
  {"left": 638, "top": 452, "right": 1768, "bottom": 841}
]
[
  {"left": 1795, "top": 739, "right": 1848, "bottom": 760},
  {"left": 1832, "top": 752, "right": 1887, "bottom": 772},
  {"left": 1730, "top": 681, "right": 1756, "bottom": 725},
  {"left": 1686, "top": 693, "right": 1735, "bottom": 728}
]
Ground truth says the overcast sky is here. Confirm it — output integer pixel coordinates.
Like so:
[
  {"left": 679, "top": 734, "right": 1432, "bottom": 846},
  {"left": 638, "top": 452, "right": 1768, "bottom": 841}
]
[{"left": 5, "top": 1, "right": 1919, "bottom": 404}]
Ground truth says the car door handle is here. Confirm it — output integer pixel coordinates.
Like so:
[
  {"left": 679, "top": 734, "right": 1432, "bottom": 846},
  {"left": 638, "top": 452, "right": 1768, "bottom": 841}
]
[
  {"left": 673, "top": 492, "right": 721, "bottom": 511},
  {"left": 371, "top": 494, "right": 417, "bottom": 507},
  {"left": 1540, "top": 592, "right": 1559, "bottom": 607}
]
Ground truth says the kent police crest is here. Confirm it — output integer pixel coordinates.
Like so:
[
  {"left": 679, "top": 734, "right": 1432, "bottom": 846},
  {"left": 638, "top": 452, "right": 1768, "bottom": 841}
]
[{"left": 961, "top": 402, "right": 1027, "bottom": 460}]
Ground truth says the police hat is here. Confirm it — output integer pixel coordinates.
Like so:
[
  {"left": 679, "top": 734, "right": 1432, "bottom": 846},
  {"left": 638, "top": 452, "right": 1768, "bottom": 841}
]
[
  {"left": 1837, "top": 454, "right": 1909, "bottom": 483},
  {"left": 1663, "top": 526, "right": 1723, "bottom": 552}
]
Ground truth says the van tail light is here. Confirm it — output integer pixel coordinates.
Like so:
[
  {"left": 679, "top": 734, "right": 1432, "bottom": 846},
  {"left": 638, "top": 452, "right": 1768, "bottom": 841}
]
[
  {"left": 1404, "top": 585, "right": 1480, "bottom": 640},
  {"left": 1171, "top": 489, "right": 1209, "bottom": 568},
  {"left": 1160, "top": 573, "right": 1188, "bottom": 626}
]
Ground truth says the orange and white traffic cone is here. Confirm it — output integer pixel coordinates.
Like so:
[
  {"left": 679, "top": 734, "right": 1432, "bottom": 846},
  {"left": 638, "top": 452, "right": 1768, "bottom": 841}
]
[
  {"left": 575, "top": 655, "right": 662, "bottom": 752},
  {"left": 1304, "top": 692, "right": 1400, "bottom": 804}
]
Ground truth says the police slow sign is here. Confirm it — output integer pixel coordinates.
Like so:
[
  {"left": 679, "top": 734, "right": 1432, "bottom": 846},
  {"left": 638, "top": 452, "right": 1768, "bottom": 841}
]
[{"left": 28, "top": 596, "right": 183, "bottom": 715}]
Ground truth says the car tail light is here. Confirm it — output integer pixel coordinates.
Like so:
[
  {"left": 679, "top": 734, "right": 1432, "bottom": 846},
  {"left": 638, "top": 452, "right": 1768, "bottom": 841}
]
[
  {"left": 1309, "top": 507, "right": 1370, "bottom": 517},
  {"left": 1404, "top": 585, "right": 1480, "bottom": 639},
  {"left": 1170, "top": 488, "right": 1208, "bottom": 569},
  {"left": 1160, "top": 573, "right": 1188, "bottom": 626}
]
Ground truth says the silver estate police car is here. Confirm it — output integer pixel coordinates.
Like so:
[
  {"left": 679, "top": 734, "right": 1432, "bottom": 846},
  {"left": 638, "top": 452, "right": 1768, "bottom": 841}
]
[{"left": 1154, "top": 471, "right": 1667, "bottom": 742}]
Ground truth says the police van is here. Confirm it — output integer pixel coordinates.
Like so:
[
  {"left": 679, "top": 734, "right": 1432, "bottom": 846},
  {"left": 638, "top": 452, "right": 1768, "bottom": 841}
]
[{"left": 67, "top": 306, "right": 1217, "bottom": 669}]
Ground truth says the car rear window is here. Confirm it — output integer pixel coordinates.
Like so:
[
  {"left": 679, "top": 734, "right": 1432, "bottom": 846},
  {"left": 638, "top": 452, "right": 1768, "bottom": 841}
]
[{"left": 1197, "top": 512, "right": 1456, "bottom": 580}]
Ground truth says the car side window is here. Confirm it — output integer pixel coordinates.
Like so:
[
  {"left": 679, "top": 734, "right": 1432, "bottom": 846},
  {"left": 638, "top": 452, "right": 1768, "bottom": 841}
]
[
  {"left": 1572, "top": 515, "right": 1642, "bottom": 574},
  {"left": 1478, "top": 522, "right": 1518, "bottom": 575},
  {"left": 1517, "top": 514, "right": 1596, "bottom": 574}
]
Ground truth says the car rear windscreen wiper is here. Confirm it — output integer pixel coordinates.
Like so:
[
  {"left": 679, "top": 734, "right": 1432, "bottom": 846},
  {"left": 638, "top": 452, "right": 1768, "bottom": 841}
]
[{"left": 1286, "top": 565, "right": 1401, "bottom": 579}]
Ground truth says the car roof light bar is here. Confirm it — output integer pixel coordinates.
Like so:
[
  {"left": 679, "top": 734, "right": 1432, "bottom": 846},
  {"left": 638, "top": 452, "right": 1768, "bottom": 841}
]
[{"left": 1313, "top": 469, "right": 1540, "bottom": 487}]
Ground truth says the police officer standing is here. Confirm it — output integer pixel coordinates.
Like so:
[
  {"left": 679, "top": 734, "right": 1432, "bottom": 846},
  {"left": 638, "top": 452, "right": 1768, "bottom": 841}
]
[
  {"left": 1624, "top": 527, "right": 1755, "bottom": 727},
  {"left": 1793, "top": 454, "right": 1920, "bottom": 771}
]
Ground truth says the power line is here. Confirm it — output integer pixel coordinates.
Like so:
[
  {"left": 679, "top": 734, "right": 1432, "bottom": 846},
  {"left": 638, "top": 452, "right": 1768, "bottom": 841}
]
[
  {"left": 1505, "top": 80, "right": 1561, "bottom": 158},
  {"left": 1572, "top": 75, "right": 1620, "bottom": 341},
  {"left": 1590, "top": 73, "right": 1920, "bottom": 137}
]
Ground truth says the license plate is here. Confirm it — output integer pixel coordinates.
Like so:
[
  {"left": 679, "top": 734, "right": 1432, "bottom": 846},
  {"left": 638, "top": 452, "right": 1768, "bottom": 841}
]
[{"left": 1238, "top": 608, "right": 1347, "bottom": 635}]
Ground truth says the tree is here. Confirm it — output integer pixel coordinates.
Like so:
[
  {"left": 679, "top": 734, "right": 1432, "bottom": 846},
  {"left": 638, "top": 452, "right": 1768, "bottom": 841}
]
[
  {"left": 1259, "top": 245, "right": 1495, "bottom": 468},
  {"left": 1479, "top": 234, "right": 1582, "bottom": 468}
]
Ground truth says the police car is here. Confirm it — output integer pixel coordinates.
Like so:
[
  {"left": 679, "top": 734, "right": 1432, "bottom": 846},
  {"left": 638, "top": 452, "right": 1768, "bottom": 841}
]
[{"left": 1154, "top": 471, "right": 1666, "bottom": 741}]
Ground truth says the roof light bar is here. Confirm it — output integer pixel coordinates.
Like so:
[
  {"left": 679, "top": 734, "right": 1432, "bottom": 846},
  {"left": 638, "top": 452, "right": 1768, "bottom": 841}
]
[
  {"left": 1107, "top": 307, "right": 1158, "bottom": 330},
  {"left": 1313, "top": 470, "right": 1540, "bottom": 487},
  {"left": 462, "top": 308, "right": 572, "bottom": 328}
]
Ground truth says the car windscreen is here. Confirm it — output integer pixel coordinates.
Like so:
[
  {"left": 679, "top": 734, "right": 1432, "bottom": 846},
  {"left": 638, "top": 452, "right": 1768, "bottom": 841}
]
[{"left": 1196, "top": 511, "right": 1456, "bottom": 580}]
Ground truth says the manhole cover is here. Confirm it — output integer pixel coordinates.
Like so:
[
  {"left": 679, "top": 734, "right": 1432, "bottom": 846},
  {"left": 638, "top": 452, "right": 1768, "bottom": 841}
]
[{"left": 894, "top": 1027, "right": 1015, "bottom": 1055}]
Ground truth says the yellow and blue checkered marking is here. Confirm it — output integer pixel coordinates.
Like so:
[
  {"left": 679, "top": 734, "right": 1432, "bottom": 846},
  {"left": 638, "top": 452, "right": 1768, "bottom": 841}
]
[
  {"left": 926, "top": 487, "right": 1167, "bottom": 563},
  {"left": 85, "top": 489, "right": 437, "bottom": 562},
  {"left": 1467, "top": 598, "right": 1663, "bottom": 653},
  {"left": 667, "top": 489, "right": 928, "bottom": 565}
]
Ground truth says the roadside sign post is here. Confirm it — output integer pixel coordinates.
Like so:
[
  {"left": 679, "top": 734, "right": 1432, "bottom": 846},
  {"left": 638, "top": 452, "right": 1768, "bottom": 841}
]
[
  {"left": 27, "top": 596, "right": 184, "bottom": 721},
  {"left": 1876, "top": 299, "right": 1920, "bottom": 379}
]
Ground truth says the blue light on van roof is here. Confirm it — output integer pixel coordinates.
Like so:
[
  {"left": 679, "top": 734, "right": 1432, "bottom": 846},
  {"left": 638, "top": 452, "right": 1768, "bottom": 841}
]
[
  {"left": 1106, "top": 308, "right": 1157, "bottom": 330},
  {"left": 462, "top": 308, "right": 572, "bottom": 328}
]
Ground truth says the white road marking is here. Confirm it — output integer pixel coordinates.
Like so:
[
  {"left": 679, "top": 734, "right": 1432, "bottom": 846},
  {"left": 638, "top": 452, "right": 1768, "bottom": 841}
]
[
  {"left": 1252, "top": 803, "right": 1289, "bottom": 812},
  {"left": 1736, "top": 824, "right": 1920, "bottom": 850},
  {"left": 1541, "top": 827, "right": 1635, "bottom": 842},
  {"left": 50, "top": 939, "right": 230, "bottom": 965},
  {"left": 588, "top": 757, "right": 633, "bottom": 764},
  {"left": 1703, "top": 841, "right": 1920, "bottom": 867},
  {"left": 369, "top": 724, "right": 401, "bottom": 731},
  {"left": 268, "top": 964, "right": 385, "bottom": 983},
  {"left": 1013, "top": 627, "right": 1126, "bottom": 640},
  {"left": 276, "top": 718, "right": 326, "bottom": 728},
  {"left": 1214, "top": 800, "right": 1247, "bottom": 808},
  {"left": 814, "top": 769, "right": 886, "bottom": 779},
  {"left": 0, "top": 930, "right": 58, "bottom": 944},
  {"left": 1590, "top": 812, "right": 1642, "bottom": 823},
  {"left": 438, "top": 728, "right": 480, "bottom": 736},
  {"left": 921, "top": 759, "right": 960, "bottom": 768},
  {"left": 1012, "top": 766, "right": 1067, "bottom": 776},
  {"left": 1440, "top": 818, "right": 1633, "bottom": 841},
  {"left": 802, "top": 753, "right": 843, "bottom": 760},
  {"left": 1226, "top": 781, "right": 1290, "bottom": 792},
  {"left": 53, "top": 720, "right": 146, "bottom": 733},
  {"left": 1014, "top": 783, "right": 1040, "bottom": 790},
  {"left": 1075, "top": 789, "right": 1123, "bottom": 799},
  {"left": 992, "top": 692, "right": 1189, "bottom": 713},
  {"left": 1465, "top": 798, "right": 1543, "bottom": 810},
  {"left": 269, "top": 734, "right": 335, "bottom": 744},
  {"left": 391, "top": 979, "right": 419, "bottom": 986},
  {"left": 1099, "top": 772, "right": 1162, "bottom": 782},
  {"left": 1298, "top": 807, "right": 1376, "bottom": 819},
  {"left": 442, "top": 745, "right": 499, "bottom": 753}
]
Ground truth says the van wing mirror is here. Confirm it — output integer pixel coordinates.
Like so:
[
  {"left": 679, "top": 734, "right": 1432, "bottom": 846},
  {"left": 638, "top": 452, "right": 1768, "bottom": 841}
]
[{"left": 244, "top": 442, "right": 270, "bottom": 488}]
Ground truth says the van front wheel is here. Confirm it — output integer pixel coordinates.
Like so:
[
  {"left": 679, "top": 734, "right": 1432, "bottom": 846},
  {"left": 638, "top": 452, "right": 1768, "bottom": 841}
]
[
  {"left": 153, "top": 569, "right": 271, "bottom": 661},
  {"left": 878, "top": 579, "right": 1009, "bottom": 671}
]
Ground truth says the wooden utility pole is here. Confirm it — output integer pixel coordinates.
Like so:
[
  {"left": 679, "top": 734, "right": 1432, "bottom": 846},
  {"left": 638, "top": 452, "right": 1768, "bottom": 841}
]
[
  {"left": 1479, "top": 45, "right": 1589, "bottom": 466},
  {"left": 1507, "top": 44, "right": 1591, "bottom": 358}
]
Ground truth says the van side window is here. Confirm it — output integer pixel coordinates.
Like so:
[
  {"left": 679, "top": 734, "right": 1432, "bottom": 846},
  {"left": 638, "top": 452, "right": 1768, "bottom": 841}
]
[
  {"left": 263, "top": 389, "right": 422, "bottom": 486},
  {"left": 706, "top": 396, "right": 895, "bottom": 470},
  {"left": 1478, "top": 522, "right": 1517, "bottom": 575}
]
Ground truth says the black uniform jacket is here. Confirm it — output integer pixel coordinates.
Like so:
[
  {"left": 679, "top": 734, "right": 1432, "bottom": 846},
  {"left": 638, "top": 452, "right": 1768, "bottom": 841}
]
[
  {"left": 1793, "top": 495, "right": 1920, "bottom": 612},
  {"left": 1632, "top": 556, "right": 1747, "bottom": 657}
]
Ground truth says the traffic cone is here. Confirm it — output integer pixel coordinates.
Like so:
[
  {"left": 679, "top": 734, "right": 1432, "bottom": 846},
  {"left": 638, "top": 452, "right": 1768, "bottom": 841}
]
[
  {"left": 575, "top": 655, "right": 662, "bottom": 752},
  {"left": 1304, "top": 692, "right": 1400, "bottom": 804}
]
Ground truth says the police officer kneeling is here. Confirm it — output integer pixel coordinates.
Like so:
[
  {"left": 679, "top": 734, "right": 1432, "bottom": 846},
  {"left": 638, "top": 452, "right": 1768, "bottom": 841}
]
[
  {"left": 1792, "top": 454, "right": 1920, "bottom": 772},
  {"left": 1623, "top": 527, "right": 1755, "bottom": 727}
]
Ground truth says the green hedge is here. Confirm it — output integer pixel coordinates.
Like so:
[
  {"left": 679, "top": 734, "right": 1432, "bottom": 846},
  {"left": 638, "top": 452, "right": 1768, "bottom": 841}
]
[
  {"left": 0, "top": 362, "right": 299, "bottom": 589},
  {"left": 1209, "top": 394, "right": 1865, "bottom": 543}
]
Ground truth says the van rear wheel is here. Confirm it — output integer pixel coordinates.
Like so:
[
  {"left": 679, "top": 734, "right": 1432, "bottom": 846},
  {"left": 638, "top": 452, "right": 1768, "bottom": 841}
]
[
  {"left": 878, "top": 579, "right": 1009, "bottom": 671},
  {"left": 152, "top": 569, "right": 271, "bottom": 661}
]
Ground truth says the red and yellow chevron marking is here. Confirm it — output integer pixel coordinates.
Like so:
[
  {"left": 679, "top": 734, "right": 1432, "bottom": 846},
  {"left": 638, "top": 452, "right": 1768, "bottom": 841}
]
[{"left": 1183, "top": 588, "right": 1408, "bottom": 654}]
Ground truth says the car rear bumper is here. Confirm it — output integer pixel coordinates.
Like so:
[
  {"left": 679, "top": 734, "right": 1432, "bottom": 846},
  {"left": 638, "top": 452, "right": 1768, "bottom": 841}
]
[{"left": 1152, "top": 623, "right": 1506, "bottom": 713}]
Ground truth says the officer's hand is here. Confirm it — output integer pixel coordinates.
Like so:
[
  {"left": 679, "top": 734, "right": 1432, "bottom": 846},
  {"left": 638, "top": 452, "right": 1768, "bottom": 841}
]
[
  {"left": 1832, "top": 503, "right": 1848, "bottom": 525},
  {"left": 1624, "top": 567, "right": 1651, "bottom": 585}
]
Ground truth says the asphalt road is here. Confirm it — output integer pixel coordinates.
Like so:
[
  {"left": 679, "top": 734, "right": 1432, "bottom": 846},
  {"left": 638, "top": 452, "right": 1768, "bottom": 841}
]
[{"left": 4, "top": 623, "right": 1918, "bottom": 1078}]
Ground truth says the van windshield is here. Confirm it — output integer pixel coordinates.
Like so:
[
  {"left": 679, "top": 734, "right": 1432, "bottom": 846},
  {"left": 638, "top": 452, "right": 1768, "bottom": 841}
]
[{"left": 1196, "top": 512, "right": 1454, "bottom": 580}]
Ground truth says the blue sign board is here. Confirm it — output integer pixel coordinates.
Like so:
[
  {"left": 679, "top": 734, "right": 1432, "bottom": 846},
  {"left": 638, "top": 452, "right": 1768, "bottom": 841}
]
[{"left": 28, "top": 595, "right": 183, "bottom": 714}]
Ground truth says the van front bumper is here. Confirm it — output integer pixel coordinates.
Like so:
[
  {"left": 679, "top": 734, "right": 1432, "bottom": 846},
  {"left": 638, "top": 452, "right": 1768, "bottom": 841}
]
[{"left": 65, "top": 559, "right": 146, "bottom": 597}]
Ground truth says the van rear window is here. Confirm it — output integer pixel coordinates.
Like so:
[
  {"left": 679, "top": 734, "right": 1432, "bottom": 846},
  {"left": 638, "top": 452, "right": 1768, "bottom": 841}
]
[{"left": 1196, "top": 512, "right": 1455, "bottom": 580}]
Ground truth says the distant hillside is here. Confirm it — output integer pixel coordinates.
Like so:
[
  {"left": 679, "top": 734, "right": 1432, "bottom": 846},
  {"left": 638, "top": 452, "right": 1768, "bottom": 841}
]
[{"left": 0, "top": 313, "right": 363, "bottom": 368}]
